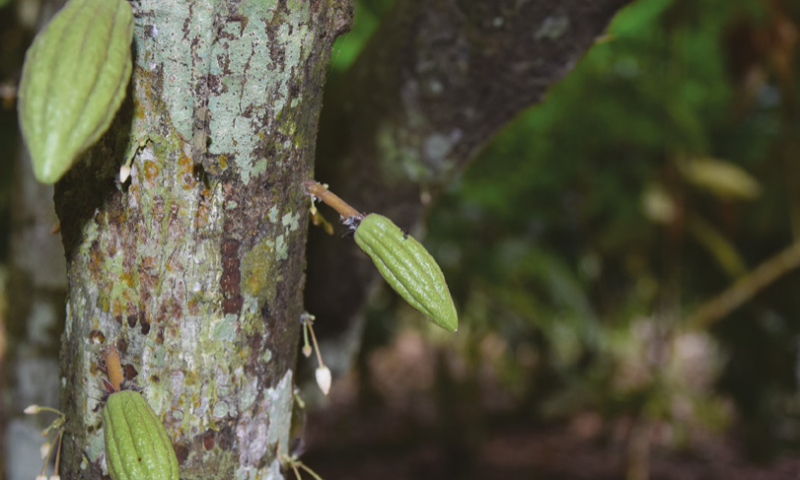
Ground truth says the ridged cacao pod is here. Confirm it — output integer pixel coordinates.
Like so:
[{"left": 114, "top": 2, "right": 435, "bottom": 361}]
[
  {"left": 354, "top": 214, "right": 458, "bottom": 332},
  {"left": 17, "top": 0, "right": 134, "bottom": 184},
  {"left": 103, "top": 390, "right": 179, "bottom": 480}
]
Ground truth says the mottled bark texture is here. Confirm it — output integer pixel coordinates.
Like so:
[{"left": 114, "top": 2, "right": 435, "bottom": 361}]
[
  {"left": 52, "top": 1, "right": 351, "bottom": 478},
  {"left": 307, "top": 0, "right": 631, "bottom": 338}
]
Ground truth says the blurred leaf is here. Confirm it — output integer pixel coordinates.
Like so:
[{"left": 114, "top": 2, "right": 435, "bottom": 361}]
[
  {"left": 329, "top": 0, "right": 396, "bottom": 73},
  {"left": 642, "top": 183, "right": 678, "bottom": 224},
  {"left": 687, "top": 214, "right": 747, "bottom": 278},
  {"left": 416, "top": 0, "right": 799, "bottom": 459},
  {"left": 680, "top": 156, "right": 762, "bottom": 200}
]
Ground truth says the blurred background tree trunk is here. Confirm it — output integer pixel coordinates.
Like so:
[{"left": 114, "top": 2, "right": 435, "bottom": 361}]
[
  {"left": 3, "top": 143, "right": 67, "bottom": 480},
  {"left": 49, "top": 1, "right": 351, "bottom": 478},
  {"left": 307, "top": 0, "right": 631, "bottom": 353},
  {"left": 2, "top": 2, "right": 68, "bottom": 479}
]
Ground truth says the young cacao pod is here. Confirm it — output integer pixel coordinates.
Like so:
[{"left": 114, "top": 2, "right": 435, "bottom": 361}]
[
  {"left": 102, "top": 390, "right": 179, "bottom": 480},
  {"left": 354, "top": 214, "right": 458, "bottom": 332},
  {"left": 17, "top": 0, "right": 134, "bottom": 184}
]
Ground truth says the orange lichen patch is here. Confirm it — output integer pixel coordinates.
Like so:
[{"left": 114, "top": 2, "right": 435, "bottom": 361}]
[
  {"left": 111, "top": 298, "right": 125, "bottom": 318},
  {"left": 103, "top": 345, "right": 124, "bottom": 392},
  {"left": 187, "top": 298, "right": 200, "bottom": 315},
  {"left": 108, "top": 207, "right": 128, "bottom": 228},
  {"left": 178, "top": 153, "right": 192, "bottom": 170},
  {"left": 178, "top": 154, "right": 196, "bottom": 190},
  {"left": 140, "top": 256, "right": 158, "bottom": 278},
  {"left": 133, "top": 97, "right": 144, "bottom": 119},
  {"left": 88, "top": 244, "right": 105, "bottom": 282},
  {"left": 140, "top": 81, "right": 156, "bottom": 112},
  {"left": 166, "top": 255, "right": 183, "bottom": 272},
  {"left": 218, "top": 155, "right": 228, "bottom": 170},
  {"left": 195, "top": 198, "right": 211, "bottom": 230},
  {"left": 120, "top": 272, "right": 135, "bottom": 287},
  {"left": 143, "top": 159, "right": 160, "bottom": 183},
  {"left": 182, "top": 172, "right": 196, "bottom": 189}
]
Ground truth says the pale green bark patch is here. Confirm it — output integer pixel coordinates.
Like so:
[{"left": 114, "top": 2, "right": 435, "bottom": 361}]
[
  {"left": 241, "top": 239, "right": 278, "bottom": 305},
  {"left": 211, "top": 314, "right": 239, "bottom": 342},
  {"left": 235, "top": 370, "right": 293, "bottom": 466},
  {"left": 535, "top": 16, "right": 570, "bottom": 40},
  {"left": 265, "top": 370, "right": 293, "bottom": 457},
  {"left": 281, "top": 212, "right": 300, "bottom": 231}
]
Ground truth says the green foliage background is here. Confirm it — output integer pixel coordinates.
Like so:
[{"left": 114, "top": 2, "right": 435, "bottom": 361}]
[
  {"left": 327, "top": 0, "right": 800, "bottom": 461},
  {"left": 1, "top": 0, "right": 799, "bottom": 469}
]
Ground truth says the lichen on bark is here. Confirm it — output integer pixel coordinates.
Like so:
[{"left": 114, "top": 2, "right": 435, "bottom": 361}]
[{"left": 52, "top": 0, "right": 352, "bottom": 478}]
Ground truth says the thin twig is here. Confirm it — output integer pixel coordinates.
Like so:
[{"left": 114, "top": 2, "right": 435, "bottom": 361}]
[
  {"left": 290, "top": 463, "right": 303, "bottom": 480},
  {"left": 40, "top": 433, "right": 54, "bottom": 478},
  {"left": 54, "top": 431, "right": 63, "bottom": 477},
  {"left": 32, "top": 406, "right": 63, "bottom": 416},
  {"left": 687, "top": 241, "right": 800, "bottom": 327},
  {"left": 307, "top": 322, "right": 325, "bottom": 368},
  {"left": 297, "top": 462, "right": 326, "bottom": 480},
  {"left": 304, "top": 180, "right": 363, "bottom": 220}
]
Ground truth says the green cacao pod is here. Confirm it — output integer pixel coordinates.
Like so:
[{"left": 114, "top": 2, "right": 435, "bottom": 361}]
[
  {"left": 354, "top": 214, "right": 458, "bottom": 332},
  {"left": 17, "top": 0, "right": 134, "bottom": 184},
  {"left": 102, "top": 390, "right": 179, "bottom": 480}
]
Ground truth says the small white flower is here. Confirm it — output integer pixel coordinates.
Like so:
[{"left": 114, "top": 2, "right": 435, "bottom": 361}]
[
  {"left": 49, "top": 476, "right": 61, "bottom": 480},
  {"left": 119, "top": 164, "right": 131, "bottom": 183},
  {"left": 36, "top": 475, "right": 47, "bottom": 480},
  {"left": 24, "top": 405, "right": 40, "bottom": 415},
  {"left": 302, "top": 345, "right": 312, "bottom": 358},
  {"left": 40, "top": 441, "right": 50, "bottom": 460},
  {"left": 315, "top": 366, "right": 332, "bottom": 396}
]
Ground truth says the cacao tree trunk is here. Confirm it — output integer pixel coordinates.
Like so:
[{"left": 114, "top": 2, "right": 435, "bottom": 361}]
[{"left": 54, "top": 1, "right": 351, "bottom": 478}]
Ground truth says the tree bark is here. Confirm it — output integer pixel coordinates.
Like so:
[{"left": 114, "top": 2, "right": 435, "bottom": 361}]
[
  {"left": 307, "top": 0, "right": 631, "bottom": 338},
  {"left": 54, "top": 0, "right": 351, "bottom": 478}
]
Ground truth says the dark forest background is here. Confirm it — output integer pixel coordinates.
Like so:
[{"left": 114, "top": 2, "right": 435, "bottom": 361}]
[{"left": 3, "top": 0, "right": 800, "bottom": 478}]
